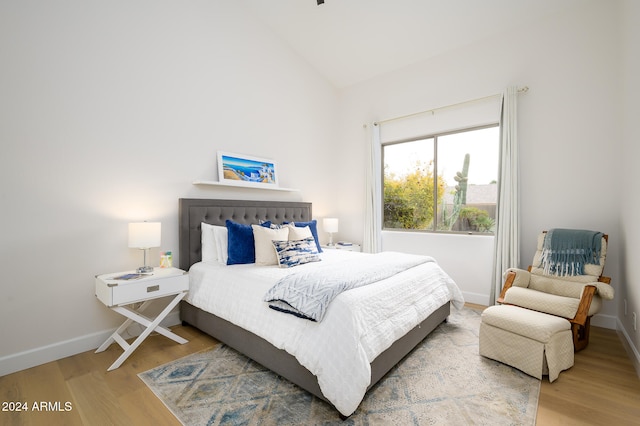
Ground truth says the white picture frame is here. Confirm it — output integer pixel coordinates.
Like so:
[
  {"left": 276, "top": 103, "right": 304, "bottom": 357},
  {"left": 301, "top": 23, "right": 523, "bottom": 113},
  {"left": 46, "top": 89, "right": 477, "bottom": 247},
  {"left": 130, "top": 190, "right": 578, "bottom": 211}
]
[{"left": 217, "top": 151, "right": 279, "bottom": 188}]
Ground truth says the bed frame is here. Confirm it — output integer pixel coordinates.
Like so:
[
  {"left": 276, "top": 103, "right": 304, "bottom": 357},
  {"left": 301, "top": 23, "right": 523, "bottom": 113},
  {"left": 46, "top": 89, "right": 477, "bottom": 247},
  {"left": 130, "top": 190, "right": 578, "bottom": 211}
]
[{"left": 178, "top": 198, "right": 450, "bottom": 412}]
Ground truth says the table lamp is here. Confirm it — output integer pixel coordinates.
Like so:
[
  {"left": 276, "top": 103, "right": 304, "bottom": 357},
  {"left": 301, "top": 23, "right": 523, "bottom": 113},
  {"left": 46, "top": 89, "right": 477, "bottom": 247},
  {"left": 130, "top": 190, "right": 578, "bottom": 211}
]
[
  {"left": 129, "top": 222, "right": 161, "bottom": 273},
  {"left": 323, "top": 218, "right": 339, "bottom": 246}
]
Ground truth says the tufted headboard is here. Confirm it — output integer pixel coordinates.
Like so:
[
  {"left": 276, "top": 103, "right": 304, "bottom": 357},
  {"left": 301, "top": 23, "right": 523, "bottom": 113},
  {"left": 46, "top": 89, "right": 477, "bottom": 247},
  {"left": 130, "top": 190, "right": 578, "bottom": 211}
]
[{"left": 178, "top": 198, "right": 313, "bottom": 271}]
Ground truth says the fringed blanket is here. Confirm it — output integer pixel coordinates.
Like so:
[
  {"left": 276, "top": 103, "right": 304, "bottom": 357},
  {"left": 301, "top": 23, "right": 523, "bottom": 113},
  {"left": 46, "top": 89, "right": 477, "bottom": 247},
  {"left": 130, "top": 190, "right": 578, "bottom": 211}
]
[
  {"left": 541, "top": 228, "right": 603, "bottom": 276},
  {"left": 264, "top": 252, "right": 431, "bottom": 322}
]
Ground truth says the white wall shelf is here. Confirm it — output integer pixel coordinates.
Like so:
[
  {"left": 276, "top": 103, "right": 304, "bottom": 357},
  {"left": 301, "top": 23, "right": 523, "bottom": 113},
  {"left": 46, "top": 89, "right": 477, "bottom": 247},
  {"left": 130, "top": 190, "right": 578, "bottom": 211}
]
[{"left": 192, "top": 180, "right": 300, "bottom": 192}]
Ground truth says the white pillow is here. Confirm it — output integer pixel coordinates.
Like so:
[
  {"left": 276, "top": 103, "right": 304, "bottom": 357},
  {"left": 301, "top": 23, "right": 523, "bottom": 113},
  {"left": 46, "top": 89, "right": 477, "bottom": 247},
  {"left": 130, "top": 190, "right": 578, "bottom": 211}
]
[
  {"left": 201, "top": 222, "right": 218, "bottom": 263},
  {"left": 287, "top": 224, "right": 313, "bottom": 241},
  {"left": 252, "top": 224, "right": 289, "bottom": 265},
  {"left": 212, "top": 225, "right": 228, "bottom": 265}
]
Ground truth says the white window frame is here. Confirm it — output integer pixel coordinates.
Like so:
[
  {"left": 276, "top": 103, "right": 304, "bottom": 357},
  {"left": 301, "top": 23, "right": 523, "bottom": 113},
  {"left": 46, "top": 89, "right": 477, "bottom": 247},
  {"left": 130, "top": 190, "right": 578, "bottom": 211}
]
[{"left": 381, "top": 123, "right": 499, "bottom": 235}]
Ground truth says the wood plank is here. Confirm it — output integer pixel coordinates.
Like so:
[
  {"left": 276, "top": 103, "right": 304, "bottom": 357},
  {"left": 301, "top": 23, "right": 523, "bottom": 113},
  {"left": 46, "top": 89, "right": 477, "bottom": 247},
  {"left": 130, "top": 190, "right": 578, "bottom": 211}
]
[
  {"left": 66, "top": 369, "right": 132, "bottom": 425},
  {"left": 0, "top": 362, "right": 83, "bottom": 426}
]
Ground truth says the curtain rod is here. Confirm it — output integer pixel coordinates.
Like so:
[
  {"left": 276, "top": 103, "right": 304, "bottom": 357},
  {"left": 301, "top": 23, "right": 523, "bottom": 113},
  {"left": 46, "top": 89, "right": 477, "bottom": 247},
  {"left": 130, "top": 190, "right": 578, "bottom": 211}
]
[{"left": 373, "top": 86, "right": 529, "bottom": 126}]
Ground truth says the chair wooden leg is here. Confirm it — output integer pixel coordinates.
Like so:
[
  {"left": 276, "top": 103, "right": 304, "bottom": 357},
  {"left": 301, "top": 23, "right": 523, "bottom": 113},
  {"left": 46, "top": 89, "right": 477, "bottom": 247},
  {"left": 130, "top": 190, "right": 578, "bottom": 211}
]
[{"left": 572, "top": 317, "right": 591, "bottom": 352}]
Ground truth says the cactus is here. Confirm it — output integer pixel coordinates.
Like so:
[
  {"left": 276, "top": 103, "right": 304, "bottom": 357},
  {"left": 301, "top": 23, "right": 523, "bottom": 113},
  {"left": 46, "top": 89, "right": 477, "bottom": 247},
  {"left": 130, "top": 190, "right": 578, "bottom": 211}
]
[
  {"left": 442, "top": 154, "right": 470, "bottom": 230},
  {"left": 454, "top": 153, "right": 470, "bottom": 205}
]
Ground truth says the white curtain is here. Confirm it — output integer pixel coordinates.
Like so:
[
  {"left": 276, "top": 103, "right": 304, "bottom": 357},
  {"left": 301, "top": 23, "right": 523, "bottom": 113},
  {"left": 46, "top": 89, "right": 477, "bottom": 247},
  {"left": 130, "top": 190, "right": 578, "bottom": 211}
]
[
  {"left": 490, "top": 86, "right": 520, "bottom": 303},
  {"left": 363, "top": 124, "right": 382, "bottom": 253}
]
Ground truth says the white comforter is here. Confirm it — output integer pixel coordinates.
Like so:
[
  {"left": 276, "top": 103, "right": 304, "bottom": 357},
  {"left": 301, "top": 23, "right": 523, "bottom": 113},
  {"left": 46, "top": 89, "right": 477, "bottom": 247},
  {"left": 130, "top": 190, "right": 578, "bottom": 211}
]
[{"left": 185, "top": 250, "right": 464, "bottom": 416}]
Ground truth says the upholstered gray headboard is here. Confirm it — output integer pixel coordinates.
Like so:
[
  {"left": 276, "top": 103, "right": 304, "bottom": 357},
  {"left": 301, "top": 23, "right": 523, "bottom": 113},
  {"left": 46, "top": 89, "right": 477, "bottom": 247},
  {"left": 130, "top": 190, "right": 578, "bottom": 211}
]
[{"left": 178, "top": 198, "right": 313, "bottom": 271}]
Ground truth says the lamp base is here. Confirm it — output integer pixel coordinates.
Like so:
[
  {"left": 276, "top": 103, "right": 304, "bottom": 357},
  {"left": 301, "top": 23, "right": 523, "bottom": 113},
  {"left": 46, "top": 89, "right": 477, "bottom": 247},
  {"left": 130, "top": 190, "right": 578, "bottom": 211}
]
[{"left": 136, "top": 265, "right": 154, "bottom": 273}]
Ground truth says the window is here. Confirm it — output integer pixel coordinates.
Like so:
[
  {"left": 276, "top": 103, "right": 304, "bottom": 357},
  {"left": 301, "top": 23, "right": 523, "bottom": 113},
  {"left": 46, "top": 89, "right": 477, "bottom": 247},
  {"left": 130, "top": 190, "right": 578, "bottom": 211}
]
[{"left": 382, "top": 124, "right": 499, "bottom": 234}]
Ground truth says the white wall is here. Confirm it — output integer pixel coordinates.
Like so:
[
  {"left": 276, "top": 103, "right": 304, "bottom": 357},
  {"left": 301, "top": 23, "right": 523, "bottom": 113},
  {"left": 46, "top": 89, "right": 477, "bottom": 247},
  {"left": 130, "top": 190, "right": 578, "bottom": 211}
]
[
  {"left": 619, "top": 0, "right": 640, "bottom": 374},
  {"left": 336, "top": 1, "right": 622, "bottom": 320},
  {"left": 383, "top": 232, "right": 494, "bottom": 305},
  {"left": 0, "top": 0, "right": 340, "bottom": 375}
]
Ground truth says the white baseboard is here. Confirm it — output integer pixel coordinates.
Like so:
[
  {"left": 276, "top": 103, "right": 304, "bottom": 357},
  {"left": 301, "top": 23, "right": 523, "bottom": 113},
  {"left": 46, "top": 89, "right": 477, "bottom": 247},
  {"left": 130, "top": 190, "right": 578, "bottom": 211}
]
[
  {"left": 462, "top": 291, "right": 490, "bottom": 306},
  {"left": 592, "top": 313, "right": 617, "bottom": 330},
  {"left": 616, "top": 318, "right": 640, "bottom": 379},
  {"left": 0, "top": 311, "right": 181, "bottom": 377}
]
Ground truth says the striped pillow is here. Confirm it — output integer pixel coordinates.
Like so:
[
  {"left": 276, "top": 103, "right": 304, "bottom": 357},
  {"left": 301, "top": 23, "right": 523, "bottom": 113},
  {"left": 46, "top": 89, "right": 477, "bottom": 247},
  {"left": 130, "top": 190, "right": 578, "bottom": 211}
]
[{"left": 272, "top": 237, "right": 321, "bottom": 268}]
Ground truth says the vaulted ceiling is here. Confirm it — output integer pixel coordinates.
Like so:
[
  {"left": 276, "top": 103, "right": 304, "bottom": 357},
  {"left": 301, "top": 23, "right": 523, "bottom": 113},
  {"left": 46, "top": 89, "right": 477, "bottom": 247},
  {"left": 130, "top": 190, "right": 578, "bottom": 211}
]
[{"left": 241, "top": 0, "right": 588, "bottom": 88}]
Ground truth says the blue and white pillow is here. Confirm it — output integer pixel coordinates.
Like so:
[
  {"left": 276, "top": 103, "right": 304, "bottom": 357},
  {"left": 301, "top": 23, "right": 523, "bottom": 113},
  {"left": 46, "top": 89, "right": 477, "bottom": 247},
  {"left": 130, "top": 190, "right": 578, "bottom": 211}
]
[{"left": 272, "top": 237, "right": 321, "bottom": 268}]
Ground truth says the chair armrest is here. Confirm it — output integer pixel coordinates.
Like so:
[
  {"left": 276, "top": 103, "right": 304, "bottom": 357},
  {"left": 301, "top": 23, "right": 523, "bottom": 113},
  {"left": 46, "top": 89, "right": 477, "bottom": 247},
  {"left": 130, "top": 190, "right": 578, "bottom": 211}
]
[
  {"left": 497, "top": 268, "right": 531, "bottom": 303},
  {"left": 572, "top": 285, "right": 597, "bottom": 326},
  {"left": 508, "top": 268, "right": 532, "bottom": 288},
  {"left": 572, "top": 277, "right": 613, "bottom": 326},
  {"left": 594, "top": 276, "right": 614, "bottom": 300}
]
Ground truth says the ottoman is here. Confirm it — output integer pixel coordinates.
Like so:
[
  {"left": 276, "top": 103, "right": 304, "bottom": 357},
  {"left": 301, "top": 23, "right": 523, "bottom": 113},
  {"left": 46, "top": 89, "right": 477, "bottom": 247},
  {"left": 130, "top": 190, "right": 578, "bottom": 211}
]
[{"left": 479, "top": 305, "right": 574, "bottom": 382}]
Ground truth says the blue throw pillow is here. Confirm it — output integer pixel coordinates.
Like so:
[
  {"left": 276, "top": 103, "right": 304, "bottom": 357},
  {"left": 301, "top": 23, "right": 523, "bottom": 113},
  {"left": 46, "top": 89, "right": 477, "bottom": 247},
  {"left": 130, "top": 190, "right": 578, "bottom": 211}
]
[
  {"left": 283, "top": 220, "right": 323, "bottom": 253},
  {"left": 225, "top": 220, "right": 271, "bottom": 265}
]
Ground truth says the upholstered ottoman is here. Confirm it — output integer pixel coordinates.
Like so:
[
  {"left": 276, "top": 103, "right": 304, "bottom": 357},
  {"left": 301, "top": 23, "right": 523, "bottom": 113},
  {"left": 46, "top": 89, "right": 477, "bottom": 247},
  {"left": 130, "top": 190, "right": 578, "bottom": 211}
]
[{"left": 479, "top": 305, "right": 574, "bottom": 382}]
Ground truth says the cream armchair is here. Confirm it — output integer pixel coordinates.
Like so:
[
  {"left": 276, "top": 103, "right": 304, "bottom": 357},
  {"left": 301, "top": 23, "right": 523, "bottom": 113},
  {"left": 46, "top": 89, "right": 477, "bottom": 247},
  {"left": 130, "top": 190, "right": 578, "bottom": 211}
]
[{"left": 498, "top": 231, "right": 613, "bottom": 351}]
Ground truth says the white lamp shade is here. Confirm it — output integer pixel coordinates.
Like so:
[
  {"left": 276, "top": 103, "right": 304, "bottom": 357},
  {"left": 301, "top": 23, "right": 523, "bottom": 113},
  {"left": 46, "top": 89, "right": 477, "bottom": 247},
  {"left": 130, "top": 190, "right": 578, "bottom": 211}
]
[
  {"left": 323, "top": 218, "right": 339, "bottom": 233},
  {"left": 128, "top": 222, "right": 161, "bottom": 249}
]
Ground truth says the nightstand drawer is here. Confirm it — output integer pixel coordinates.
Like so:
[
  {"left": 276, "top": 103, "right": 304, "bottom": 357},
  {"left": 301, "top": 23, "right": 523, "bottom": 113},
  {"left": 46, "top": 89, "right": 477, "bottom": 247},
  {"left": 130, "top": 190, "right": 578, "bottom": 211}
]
[{"left": 96, "top": 268, "right": 188, "bottom": 307}]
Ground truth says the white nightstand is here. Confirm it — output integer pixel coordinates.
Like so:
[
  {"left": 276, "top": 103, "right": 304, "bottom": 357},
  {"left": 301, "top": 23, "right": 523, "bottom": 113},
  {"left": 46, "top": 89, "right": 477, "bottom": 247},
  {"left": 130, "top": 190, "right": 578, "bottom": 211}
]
[
  {"left": 95, "top": 267, "right": 189, "bottom": 371},
  {"left": 322, "top": 243, "right": 361, "bottom": 252}
]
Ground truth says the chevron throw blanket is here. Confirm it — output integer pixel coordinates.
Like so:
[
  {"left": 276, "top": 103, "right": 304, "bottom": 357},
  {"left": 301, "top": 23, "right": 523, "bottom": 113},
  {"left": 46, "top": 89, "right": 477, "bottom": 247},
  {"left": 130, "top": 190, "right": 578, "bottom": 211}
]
[
  {"left": 264, "top": 252, "right": 432, "bottom": 322},
  {"left": 541, "top": 228, "right": 603, "bottom": 276}
]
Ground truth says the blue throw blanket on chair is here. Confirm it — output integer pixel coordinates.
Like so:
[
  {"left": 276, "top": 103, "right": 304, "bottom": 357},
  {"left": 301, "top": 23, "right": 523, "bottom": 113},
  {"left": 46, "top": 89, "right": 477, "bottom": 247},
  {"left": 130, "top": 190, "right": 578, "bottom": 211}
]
[{"left": 541, "top": 228, "right": 603, "bottom": 276}]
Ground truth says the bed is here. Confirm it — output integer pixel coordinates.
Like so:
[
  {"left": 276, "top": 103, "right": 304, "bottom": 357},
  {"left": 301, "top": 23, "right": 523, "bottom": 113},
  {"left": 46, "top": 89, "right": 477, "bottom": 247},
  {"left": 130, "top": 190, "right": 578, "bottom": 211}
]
[{"left": 178, "top": 198, "right": 464, "bottom": 417}]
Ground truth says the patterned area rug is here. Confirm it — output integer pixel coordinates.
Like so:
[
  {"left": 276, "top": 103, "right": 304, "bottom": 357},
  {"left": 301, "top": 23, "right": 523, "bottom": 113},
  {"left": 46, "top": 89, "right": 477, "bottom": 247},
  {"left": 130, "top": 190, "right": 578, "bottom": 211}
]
[{"left": 139, "top": 307, "right": 539, "bottom": 425}]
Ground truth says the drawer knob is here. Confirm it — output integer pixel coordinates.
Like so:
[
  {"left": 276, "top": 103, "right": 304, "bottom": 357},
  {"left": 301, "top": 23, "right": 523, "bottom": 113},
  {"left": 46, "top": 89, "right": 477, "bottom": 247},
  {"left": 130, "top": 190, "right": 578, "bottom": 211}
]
[{"left": 147, "top": 285, "right": 160, "bottom": 293}]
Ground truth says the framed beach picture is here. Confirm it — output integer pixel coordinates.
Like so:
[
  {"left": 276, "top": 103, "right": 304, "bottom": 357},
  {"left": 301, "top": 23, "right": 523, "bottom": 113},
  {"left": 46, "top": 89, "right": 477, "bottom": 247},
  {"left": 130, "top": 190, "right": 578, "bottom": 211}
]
[{"left": 217, "top": 151, "right": 278, "bottom": 188}]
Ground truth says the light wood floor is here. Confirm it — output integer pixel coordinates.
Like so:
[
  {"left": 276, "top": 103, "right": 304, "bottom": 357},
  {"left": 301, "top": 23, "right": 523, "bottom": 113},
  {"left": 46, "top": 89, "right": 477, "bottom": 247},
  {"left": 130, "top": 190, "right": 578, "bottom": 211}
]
[{"left": 2, "top": 309, "right": 639, "bottom": 425}]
